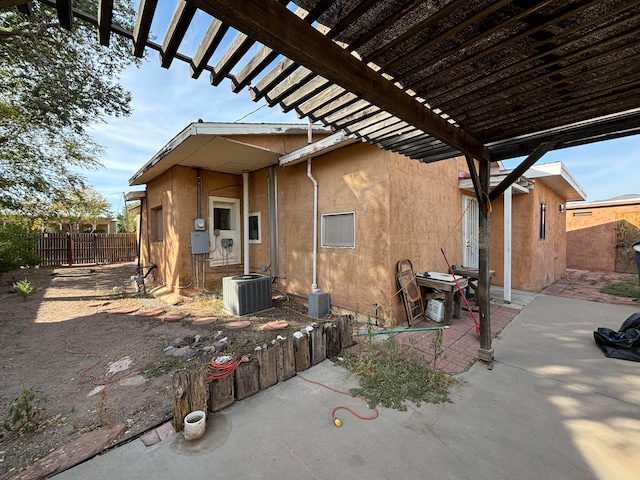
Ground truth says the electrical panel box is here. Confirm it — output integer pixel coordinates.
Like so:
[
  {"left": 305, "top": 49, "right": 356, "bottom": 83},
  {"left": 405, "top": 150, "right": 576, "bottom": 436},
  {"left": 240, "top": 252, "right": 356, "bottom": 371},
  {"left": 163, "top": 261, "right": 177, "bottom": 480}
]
[
  {"left": 190, "top": 231, "right": 210, "bottom": 254},
  {"left": 221, "top": 238, "right": 233, "bottom": 248}
]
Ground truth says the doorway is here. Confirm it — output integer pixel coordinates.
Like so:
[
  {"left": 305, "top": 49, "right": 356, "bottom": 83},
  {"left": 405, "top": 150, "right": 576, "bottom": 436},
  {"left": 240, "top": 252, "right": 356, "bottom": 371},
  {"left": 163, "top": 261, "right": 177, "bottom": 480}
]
[{"left": 462, "top": 194, "right": 479, "bottom": 268}]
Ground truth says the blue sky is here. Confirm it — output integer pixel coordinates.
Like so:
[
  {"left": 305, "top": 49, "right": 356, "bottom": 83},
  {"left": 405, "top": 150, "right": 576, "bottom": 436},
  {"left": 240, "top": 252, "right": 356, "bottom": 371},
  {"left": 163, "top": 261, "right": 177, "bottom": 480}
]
[{"left": 85, "top": 4, "right": 640, "bottom": 216}]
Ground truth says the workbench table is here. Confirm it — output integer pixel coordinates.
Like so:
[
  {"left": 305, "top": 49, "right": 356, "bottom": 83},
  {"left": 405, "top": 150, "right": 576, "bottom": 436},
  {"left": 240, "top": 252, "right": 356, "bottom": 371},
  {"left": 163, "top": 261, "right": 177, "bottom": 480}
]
[{"left": 415, "top": 272, "right": 468, "bottom": 325}]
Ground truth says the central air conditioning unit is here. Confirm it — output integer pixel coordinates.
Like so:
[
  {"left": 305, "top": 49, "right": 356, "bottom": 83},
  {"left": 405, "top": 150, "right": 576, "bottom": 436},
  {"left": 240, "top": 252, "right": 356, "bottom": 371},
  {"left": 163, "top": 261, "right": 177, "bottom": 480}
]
[{"left": 223, "top": 274, "right": 272, "bottom": 316}]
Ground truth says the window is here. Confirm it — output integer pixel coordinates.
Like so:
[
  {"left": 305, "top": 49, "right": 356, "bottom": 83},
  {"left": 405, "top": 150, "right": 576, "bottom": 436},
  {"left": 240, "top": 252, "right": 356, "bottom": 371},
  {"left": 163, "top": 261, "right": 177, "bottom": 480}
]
[
  {"left": 214, "top": 206, "right": 232, "bottom": 230},
  {"left": 322, "top": 212, "right": 355, "bottom": 248},
  {"left": 152, "top": 207, "right": 163, "bottom": 242},
  {"left": 573, "top": 211, "right": 592, "bottom": 217},
  {"left": 249, "top": 212, "right": 261, "bottom": 243},
  {"left": 539, "top": 203, "right": 546, "bottom": 240}
]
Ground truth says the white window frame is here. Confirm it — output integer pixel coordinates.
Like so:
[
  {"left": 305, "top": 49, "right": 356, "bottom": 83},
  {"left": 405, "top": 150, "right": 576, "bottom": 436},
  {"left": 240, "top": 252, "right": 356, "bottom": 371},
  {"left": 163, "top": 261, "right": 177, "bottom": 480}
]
[
  {"left": 321, "top": 211, "right": 355, "bottom": 249},
  {"left": 249, "top": 212, "right": 261, "bottom": 244}
]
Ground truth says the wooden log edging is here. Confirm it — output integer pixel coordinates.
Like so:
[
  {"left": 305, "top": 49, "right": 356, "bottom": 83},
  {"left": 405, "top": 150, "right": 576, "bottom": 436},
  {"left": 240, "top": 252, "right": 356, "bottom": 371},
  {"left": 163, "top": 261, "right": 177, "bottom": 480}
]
[{"left": 173, "top": 315, "right": 355, "bottom": 427}]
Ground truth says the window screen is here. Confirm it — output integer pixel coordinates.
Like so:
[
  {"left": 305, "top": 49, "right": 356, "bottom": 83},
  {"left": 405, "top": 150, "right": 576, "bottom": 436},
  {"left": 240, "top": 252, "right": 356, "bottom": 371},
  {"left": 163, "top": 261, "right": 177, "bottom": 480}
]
[
  {"left": 249, "top": 213, "right": 261, "bottom": 243},
  {"left": 322, "top": 212, "right": 355, "bottom": 248},
  {"left": 154, "top": 207, "right": 163, "bottom": 242},
  {"left": 214, "top": 207, "right": 231, "bottom": 230}
]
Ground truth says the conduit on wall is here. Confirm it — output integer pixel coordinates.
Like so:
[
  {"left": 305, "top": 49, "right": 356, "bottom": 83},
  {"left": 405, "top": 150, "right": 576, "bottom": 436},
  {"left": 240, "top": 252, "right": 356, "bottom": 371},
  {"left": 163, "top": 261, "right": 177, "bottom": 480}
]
[
  {"left": 307, "top": 159, "right": 319, "bottom": 293},
  {"left": 243, "top": 171, "right": 249, "bottom": 275}
]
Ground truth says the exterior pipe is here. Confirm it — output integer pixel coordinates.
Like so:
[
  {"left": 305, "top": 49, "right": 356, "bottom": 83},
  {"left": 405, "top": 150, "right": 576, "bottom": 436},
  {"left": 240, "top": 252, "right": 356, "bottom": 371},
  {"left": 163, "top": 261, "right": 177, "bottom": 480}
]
[
  {"left": 356, "top": 326, "right": 449, "bottom": 336},
  {"left": 243, "top": 171, "right": 249, "bottom": 275},
  {"left": 307, "top": 159, "right": 319, "bottom": 292}
]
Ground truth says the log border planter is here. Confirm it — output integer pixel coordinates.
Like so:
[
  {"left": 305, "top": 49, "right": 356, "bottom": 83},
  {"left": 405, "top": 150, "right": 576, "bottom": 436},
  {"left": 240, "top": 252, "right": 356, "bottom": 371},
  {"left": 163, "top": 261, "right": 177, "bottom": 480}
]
[{"left": 172, "top": 315, "right": 354, "bottom": 431}]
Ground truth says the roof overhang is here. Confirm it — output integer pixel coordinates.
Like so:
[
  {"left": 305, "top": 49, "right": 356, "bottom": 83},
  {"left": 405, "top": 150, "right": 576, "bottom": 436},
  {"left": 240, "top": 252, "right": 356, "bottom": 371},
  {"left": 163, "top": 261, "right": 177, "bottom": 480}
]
[
  {"left": 567, "top": 196, "right": 640, "bottom": 209},
  {"left": 129, "top": 122, "right": 331, "bottom": 185},
  {"left": 124, "top": 190, "right": 146, "bottom": 201},
  {"left": 459, "top": 175, "right": 532, "bottom": 195},
  {"left": 524, "top": 162, "right": 586, "bottom": 202}
]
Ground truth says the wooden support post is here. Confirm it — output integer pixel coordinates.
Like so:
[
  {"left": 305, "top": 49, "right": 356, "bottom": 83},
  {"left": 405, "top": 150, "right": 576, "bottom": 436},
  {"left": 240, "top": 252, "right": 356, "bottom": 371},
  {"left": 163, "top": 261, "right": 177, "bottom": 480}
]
[
  {"left": 324, "top": 322, "right": 340, "bottom": 358},
  {"left": 276, "top": 336, "right": 296, "bottom": 381},
  {"left": 172, "top": 366, "right": 207, "bottom": 432},
  {"left": 337, "top": 315, "right": 354, "bottom": 349},
  {"left": 255, "top": 343, "right": 278, "bottom": 390},
  {"left": 293, "top": 331, "right": 311, "bottom": 371},
  {"left": 234, "top": 358, "right": 260, "bottom": 400},
  {"left": 208, "top": 374, "right": 234, "bottom": 413},
  {"left": 477, "top": 159, "right": 493, "bottom": 362},
  {"left": 309, "top": 325, "right": 326, "bottom": 366}
]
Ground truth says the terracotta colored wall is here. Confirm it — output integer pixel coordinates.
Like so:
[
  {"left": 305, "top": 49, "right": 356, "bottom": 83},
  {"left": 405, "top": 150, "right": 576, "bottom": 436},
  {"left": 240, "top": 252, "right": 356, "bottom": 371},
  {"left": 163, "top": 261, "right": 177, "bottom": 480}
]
[
  {"left": 490, "top": 181, "right": 567, "bottom": 291},
  {"left": 567, "top": 202, "right": 640, "bottom": 271}
]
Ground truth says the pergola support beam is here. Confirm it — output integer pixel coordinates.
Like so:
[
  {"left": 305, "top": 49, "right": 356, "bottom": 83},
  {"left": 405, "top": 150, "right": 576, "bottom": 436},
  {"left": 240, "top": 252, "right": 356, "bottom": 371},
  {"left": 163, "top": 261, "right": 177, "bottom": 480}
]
[{"left": 189, "top": 0, "right": 490, "bottom": 162}]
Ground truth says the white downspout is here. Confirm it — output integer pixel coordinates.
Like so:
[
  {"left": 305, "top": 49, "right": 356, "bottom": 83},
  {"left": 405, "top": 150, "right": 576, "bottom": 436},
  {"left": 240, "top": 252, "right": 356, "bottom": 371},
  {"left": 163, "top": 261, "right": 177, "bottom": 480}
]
[
  {"left": 243, "top": 171, "right": 249, "bottom": 275},
  {"left": 307, "top": 159, "right": 319, "bottom": 292},
  {"left": 503, "top": 185, "right": 512, "bottom": 303}
]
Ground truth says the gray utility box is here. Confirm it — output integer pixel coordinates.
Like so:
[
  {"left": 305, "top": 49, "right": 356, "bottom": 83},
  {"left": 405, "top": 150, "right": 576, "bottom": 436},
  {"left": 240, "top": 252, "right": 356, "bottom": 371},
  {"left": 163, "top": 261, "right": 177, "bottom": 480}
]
[
  {"left": 190, "top": 232, "right": 210, "bottom": 254},
  {"left": 223, "top": 274, "right": 272, "bottom": 316}
]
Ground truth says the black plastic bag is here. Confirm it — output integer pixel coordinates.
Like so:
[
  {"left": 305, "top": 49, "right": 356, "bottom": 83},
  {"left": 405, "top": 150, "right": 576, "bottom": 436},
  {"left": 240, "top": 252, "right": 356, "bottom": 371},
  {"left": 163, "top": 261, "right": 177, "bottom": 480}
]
[{"left": 594, "top": 312, "right": 640, "bottom": 361}]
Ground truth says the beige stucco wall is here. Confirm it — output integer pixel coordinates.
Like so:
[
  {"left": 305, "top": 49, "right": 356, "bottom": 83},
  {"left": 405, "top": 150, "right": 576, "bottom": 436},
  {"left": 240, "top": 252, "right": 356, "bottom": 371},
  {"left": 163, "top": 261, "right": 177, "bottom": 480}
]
[
  {"left": 490, "top": 180, "right": 567, "bottom": 291},
  {"left": 139, "top": 131, "right": 315, "bottom": 290},
  {"left": 275, "top": 144, "right": 469, "bottom": 325},
  {"left": 566, "top": 201, "right": 640, "bottom": 271}
]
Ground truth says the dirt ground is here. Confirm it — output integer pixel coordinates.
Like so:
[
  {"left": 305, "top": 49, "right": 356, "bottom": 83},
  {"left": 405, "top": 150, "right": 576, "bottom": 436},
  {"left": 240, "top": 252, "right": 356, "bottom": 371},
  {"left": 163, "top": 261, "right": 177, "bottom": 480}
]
[{"left": 0, "top": 262, "right": 314, "bottom": 479}]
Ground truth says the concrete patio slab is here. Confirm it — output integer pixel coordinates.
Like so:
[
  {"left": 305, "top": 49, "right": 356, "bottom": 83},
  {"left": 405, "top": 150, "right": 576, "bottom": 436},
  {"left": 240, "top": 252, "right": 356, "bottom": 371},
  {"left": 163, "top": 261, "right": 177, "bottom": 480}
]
[{"left": 52, "top": 295, "right": 640, "bottom": 480}]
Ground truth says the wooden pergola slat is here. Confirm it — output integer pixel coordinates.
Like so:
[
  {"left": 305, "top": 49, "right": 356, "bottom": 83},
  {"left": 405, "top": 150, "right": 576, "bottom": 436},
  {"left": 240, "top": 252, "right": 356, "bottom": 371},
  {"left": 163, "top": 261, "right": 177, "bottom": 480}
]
[
  {"left": 160, "top": 0, "right": 197, "bottom": 69},
  {"left": 210, "top": 33, "right": 255, "bottom": 86},
  {"left": 190, "top": 0, "right": 490, "bottom": 162},
  {"left": 131, "top": 0, "right": 158, "bottom": 58},
  {"left": 97, "top": 0, "right": 113, "bottom": 46},
  {"left": 55, "top": 0, "right": 72, "bottom": 30},
  {"left": 191, "top": 18, "right": 229, "bottom": 79}
]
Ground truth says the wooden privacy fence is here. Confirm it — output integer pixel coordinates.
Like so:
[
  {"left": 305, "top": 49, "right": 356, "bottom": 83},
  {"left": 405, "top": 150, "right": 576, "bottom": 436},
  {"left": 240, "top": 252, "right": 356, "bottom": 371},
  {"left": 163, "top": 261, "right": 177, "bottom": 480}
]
[
  {"left": 172, "top": 315, "right": 355, "bottom": 432},
  {"left": 33, "top": 233, "right": 137, "bottom": 266}
]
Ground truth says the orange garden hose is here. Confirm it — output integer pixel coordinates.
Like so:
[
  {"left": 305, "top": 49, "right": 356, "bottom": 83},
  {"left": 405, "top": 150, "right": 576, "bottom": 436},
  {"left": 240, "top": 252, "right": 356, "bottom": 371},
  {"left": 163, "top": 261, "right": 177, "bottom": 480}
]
[
  {"left": 205, "top": 354, "right": 252, "bottom": 381},
  {"left": 295, "top": 372, "right": 378, "bottom": 427}
]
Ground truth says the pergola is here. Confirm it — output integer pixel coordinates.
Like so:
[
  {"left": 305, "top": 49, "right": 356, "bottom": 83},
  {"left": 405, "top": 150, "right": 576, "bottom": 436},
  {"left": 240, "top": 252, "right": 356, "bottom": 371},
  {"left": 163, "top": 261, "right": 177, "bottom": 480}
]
[{"left": 4, "top": 0, "right": 640, "bottom": 361}]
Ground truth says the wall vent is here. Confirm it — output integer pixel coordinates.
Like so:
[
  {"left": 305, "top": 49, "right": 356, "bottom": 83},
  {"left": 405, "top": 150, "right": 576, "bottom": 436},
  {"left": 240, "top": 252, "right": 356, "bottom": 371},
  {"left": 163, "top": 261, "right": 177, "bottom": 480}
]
[{"left": 223, "top": 274, "right": 272, "bottom": 316}]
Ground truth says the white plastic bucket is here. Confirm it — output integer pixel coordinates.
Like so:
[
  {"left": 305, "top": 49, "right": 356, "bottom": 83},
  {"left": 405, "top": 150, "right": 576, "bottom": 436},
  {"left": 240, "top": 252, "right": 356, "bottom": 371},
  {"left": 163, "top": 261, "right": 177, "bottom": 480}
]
[{"left": 183, "top": 410, "right": 206, "bottom": 441}]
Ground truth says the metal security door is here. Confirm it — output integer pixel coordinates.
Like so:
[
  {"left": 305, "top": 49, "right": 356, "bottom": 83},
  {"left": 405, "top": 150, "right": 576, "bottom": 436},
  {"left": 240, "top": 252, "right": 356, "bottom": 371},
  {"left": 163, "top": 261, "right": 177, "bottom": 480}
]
[
  {"left": 462, "top": 195, "right": 479, "bottom": 268},
  {"left": 614, "top": 212, "right": 640, "bottom": 273}
]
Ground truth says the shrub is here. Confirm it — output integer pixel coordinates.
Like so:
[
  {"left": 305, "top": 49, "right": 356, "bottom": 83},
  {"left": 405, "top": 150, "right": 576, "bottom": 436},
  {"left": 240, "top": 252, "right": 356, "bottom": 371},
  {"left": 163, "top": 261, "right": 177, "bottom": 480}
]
[
  {"left": 0, "top": 223, "right": 41, "bottom": 274},
  {"left": 13, "top": 279, "right": 36, "bottom": 299}
]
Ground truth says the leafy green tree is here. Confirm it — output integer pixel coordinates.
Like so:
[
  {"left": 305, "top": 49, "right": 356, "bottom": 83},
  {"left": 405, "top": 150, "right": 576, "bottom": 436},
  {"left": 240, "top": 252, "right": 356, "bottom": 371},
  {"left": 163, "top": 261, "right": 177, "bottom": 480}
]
[
  {"left": 117, "top": 200, "right": 139, "bottom": 233},
  {"left": 0, "top": 1, "right": 138, "bottom": 215},
  {"left": 51, "top": 185, "right": 113, "bottom": 233}
]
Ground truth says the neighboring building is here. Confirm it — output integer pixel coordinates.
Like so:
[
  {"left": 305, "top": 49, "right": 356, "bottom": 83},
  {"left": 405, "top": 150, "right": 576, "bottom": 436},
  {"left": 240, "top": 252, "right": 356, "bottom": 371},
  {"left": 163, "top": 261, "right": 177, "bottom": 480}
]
[
  {"left": 129, "top": 122, "right": 585, "bottom": 324},
  {"left": 567, "top": 196, "right": 640, "bottom": 273}
]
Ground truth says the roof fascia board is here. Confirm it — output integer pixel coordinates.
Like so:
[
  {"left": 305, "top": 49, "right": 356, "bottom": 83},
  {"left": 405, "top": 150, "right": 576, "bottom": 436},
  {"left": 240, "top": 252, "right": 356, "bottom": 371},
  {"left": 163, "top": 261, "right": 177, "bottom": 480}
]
[
  {"left": 279, "top": 132, "right": 360, "bottom": 166},
  {"left": 129, "top": 122, "right": 328, "bottom": 185},
  {"left": 567, "top": 197, "right": 640, "bottom": 208},
  {"left": 190, "top": 0, "right": 491, "bottom": 163}
]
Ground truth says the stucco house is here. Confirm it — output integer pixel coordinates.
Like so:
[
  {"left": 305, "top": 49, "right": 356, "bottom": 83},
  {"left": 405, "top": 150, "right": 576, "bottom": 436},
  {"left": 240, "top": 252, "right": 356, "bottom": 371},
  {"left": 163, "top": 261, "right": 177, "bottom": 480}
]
[
  {"left": 566, "top": 196, "right": 640, "bottom": 273},
  {"left": 129, "top": 122, "right": 584, "bottom": 324}
]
